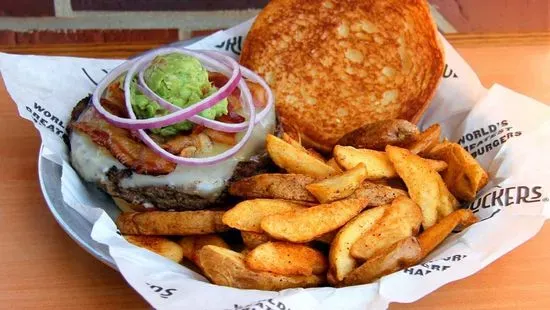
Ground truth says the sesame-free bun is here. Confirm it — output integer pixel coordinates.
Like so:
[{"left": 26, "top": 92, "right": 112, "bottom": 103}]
[{"left": 241, "top": 0, "right": 444, "bottom": 152}]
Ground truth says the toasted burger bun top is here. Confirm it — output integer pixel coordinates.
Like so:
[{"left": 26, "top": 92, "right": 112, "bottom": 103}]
[{"left": 240, "top": 0, "right": 444, "bottom": 152}]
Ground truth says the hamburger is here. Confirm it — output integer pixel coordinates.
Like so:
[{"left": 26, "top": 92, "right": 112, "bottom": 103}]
[
  {"left": 69, "top": 51, "right": 276, "bottom": 211},
  {"left": 240, "top": 0, "right": 444, "bottom": 152},
  {"left": 69, "top": 0, "right": 444, "bottom": 212}
]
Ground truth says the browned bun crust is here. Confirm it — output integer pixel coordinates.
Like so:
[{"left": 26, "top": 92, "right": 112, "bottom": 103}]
[{"left": 241, "top": 0, "right": 444, "bottom": 152}]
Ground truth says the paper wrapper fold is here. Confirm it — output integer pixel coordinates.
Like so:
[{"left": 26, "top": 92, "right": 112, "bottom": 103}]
[{"left": 1, "top": 19, "right": 549, "bottom": 310}]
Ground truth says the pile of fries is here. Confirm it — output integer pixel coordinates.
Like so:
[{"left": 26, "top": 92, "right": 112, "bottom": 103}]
[{"left": 115, "top": 121, "right": 488, "bottom": 290}]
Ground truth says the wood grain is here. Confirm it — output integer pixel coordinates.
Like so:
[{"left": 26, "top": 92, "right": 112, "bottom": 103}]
[
  {"left": 0, "top": 33, "right": 548, "bottom": 309},
  {"left": 0, "top": 32, "right": 548, "bottom": 58}
]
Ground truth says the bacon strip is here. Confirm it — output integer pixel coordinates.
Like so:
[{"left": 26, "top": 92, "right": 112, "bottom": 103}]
[
  {"left": 73, "top": 111, "right": 176, "bottom": 175},
  {"left": 207, "top": 72, "right": 272, "bottom": 146},
  {"left": 247, "top": 81, "right": 268, "bottom": 108},
  {"left": 204, "top": 128, "right": 236, "bottom": 145},
  {"left": 106, "top": 81, "right": 126, "bottom": 109},
  {"left": 162, "top": 134, "right": 197, "bottom": 155},
  {"left": 216, "top": 111, "right": 246, "bottom": 124},
  {"left": 208, "top": 72, "right": 268, "bottom": 110},
  {"left": 100, "top": 98, "right": 127, "bottom": 118}
]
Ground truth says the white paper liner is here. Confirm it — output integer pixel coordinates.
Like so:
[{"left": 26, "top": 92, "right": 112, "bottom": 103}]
[{"left": 1, "top": 18, "right": 549, "bottom": 310}]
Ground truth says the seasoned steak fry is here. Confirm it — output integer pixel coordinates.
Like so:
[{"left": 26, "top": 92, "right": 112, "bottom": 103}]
[
  {"left": 241, "top": 231, "right": 272, "bottom": 249},
  {"left": 333, "top": 146, "right": 448, "bottom": 179},
  {"left": 197, "top": 245, "right": 324, "bottom": 290},
  {"left": 266, "top": 134, "right": 337, "bottom": 178},
  {"left": 306, "top": 163, "right": 368, "bottom": 203},
  {"left": 261, "top": 198, "right": 369, "bottom": 243},
  {"left": 329, "top": 205, "right": 388, "bottom": 282},
  {"left": 427, "top": 142, "right": 488, "bottom": 201},
  {"left": 350, "top": 181, "right": 408, "bottom": 206},
  {"left": 178, "top": 234, "right": 230, "bottom": 265},
  {"left": 386, "top": 146, "right": 459, "bottom": 229},
  {"left": 407, "top": 124, "right": 441, "bottom": 155},
  {"left": 337, "top": 119, "right": 419, "bottom": 150},
  {"left": 116, "top": 211, "right": 229, "bottom": 235},
  {"left": 124, "top": 235, "right": 184, "bottom": 263},
  {"left": 222, "top": 199, "right": 307, "bottom": 233},
  {"left": 229, "top": 174, "right": 317, "bottom": 202},
  {"left": 341, "top": 237, "right": 422, "bottom": 286},
  {"left": 245, "top": 242, "right": 328, "bottom": 276},
  {"left": 350, "top": 197, "right": 423, "bottom": 260},
  {"left": 417, "top": 209, "right": 478, "bottom": 259}
]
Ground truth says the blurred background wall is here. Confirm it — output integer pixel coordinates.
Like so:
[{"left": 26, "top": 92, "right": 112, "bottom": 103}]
[{"left": 0, "top": 0, "right": 548, "bottom": 45}]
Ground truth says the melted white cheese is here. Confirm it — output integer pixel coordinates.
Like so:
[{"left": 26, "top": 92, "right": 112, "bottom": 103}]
[
  {"left": 70, "top": 133, "right": 125, "bottom": 183},
  {"left": 70, "top": 106, "right": 276, "bottom": 199}
]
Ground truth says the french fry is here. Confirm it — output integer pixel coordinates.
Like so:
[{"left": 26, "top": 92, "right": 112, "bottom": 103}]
[
  {"left": 282, "top": 132, "right": 326, "bottom": 162},
  {"left": 280, "top": 120, "right": 302, "bottom": 144},
  {"left": 386, "top": 145, "right": 459, "bottom": 229},
  {"left": 244, "top": 242, "right": 328, "bottom": 276},
  {"left": 193, "top": 234, "right": 229, "bottom": 250},
  {"left": 316, "top": 231, "right": 337, "bottom": 244},
  {"left": 333, "top": 145, "right": 447, "bottom": 179},
  {"left": 261, "top": 198, "right": 369, "bottom": 243},
  {"left": 306, "top": 163, "right": 368, "bottom": 203},
  {"left": 178, "top": 234, "right": 230, "bottom": 265},
  {"left": 417, "top": 209, "right": 478, "bottom": 259},
  {"left": 350, "top": 197, "right": 423, "bottom": 260},
  {"left": 178, "top": 237, "right": 195, "bottom": 261},
  {"left": 282, "top": 132, "right": 304, "bottom": 150},
  {"left": 307, "top": 148, "right": 326, "bottom": 162},
  {"left": 350, "top": 181, "right": 408, "bottom": 206},
  {"left": 222, "top": 199, "right": 307, "bottom": 233},
  {"left": 326, "top": 158, "right": 344, "bottom": 173},
  {"left": 370, "top": 178, "right": 408, "bottom": 191},
  {"left": 266, "top": 134, "right": 337, "bottom": 178},
  {"left": 327, "top": 270, "right": 338, "bottom": 286},
  {"left": 428, "top": 142, "right": 489, "bottom": 201},
  {"left": 334, "top": 146, "right": 395, "bottom": 179},
  {"left": 427, "top": 158, "right": 448, "bottom": 171},
  {"left": 329, "top": 205, "right": 388, "bottom": 282},
  {"left": 124, "top": 235, "right": 184, "bottom": 263},
  {"left": 240, "top": 249, "right": 251, "bottom": 256},
  {"left": 197, "top": 245, "right": 324, "bottom": 290},
  {"left": 407, "top": 124, "right": 441, "bottom": 155},
  {"left": 241, "top": 231, "right": 272, "bottom": 249},
  {"left": 289, "top": 201, "right": 318, "bottom": 207},
  {"left": 229, "top": 174, "right": 317, "bottom": 202},
  {"left": 117, "top": 211, "right": 229, "bottom": 235},
  {"left": 341, "top": 237, "right": 422, "bottom": 286},
  {"left": 336, "top": 119, "right": 420, "bottom": 150},
  {"left": 437, "top": 178, "right": 458, "bottom": 217}
]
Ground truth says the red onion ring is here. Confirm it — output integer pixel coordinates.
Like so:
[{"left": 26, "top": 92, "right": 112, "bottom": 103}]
[
  {"left": 130, "top": 70, "right": 257, "bottom": 166},
  {"left": 92, "top": 48, "right": 241, "bottom": 130},
  {"left": 135, "top": 51, "right": 274, "bottom": 133},
  {"left": 90, "top": 47, "right": 262, "bottom": 166},
  {"left": 135, "top": 51, "right": 248, "bottom": 133}
]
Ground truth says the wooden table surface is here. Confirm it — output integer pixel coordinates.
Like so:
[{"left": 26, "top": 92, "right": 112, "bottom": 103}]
[{"left": 0, "top": 33, "right": 549, "bottom": 309}]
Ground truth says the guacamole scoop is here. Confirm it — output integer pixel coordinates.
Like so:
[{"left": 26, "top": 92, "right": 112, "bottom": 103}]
[{"left": 130, "top": 53, "right": 228, "bottom": 136}]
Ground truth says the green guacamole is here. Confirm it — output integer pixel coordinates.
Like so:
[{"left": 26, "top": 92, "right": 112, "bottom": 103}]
[{"left": 129, "top": 53, "right": 228, "bottom": 136}]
